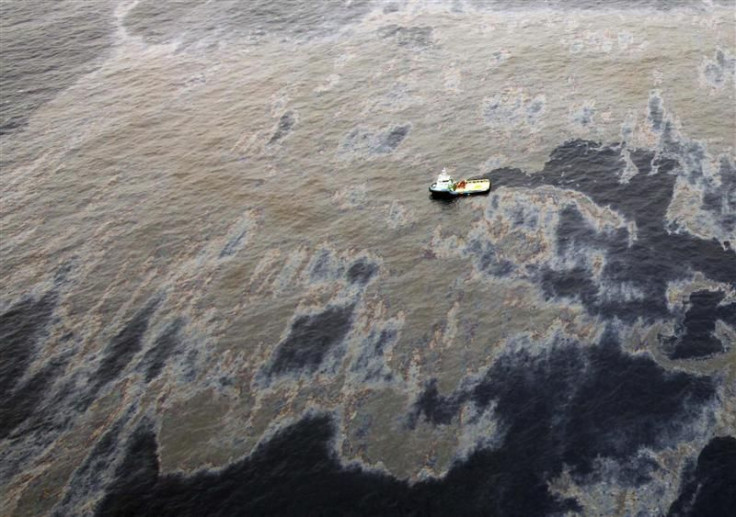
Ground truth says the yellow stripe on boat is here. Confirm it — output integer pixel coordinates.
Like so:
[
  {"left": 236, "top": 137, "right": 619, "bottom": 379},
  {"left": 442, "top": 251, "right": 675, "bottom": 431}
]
[{"left": 454, "top": 179, "right": 491, "bottom": 194}]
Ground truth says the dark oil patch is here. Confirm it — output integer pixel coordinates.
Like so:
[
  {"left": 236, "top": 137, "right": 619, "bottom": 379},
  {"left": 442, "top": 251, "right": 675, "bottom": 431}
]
[
  {"left": 560, "top": 337, "right": 713, "bottom": 478},
  {"left": 89, "top": 298, "right": 161, "bottom": 396},
  {"left": 267, "top": 111, "right": 296, "bottom": 145},
  {"left": 488, "top": 140, "right": 679, "bottom": 230},
  {"left": 540, "top": 266, "right": 599, "bottom": 308},
  {"left": 138, "top": 319, "right": 183, "bottom": 383},
  {"left": 555, "top": 204, "right": 620, "bottom": 255},
  {"left": 383, "top": 2, "right": 401, "bottom": 14},
  {"left": 340, "top": 124, "right": 410, "bottom": 156},
  {"left": 350, "top": 328, "right": 397, "bottom": 382},
  {"left": 378, "top": 25, "right": 433, "bottom": 48},
  {"left": 219, "top": 230, "right": 247, "bottom": 258},
  {"left": 96, "top": 423, "right": 160, "bottom": 517},
  {"left": 377, "top": 124, "right": 410, "bottom": 153},
  {"left": 268, "top": 304, "right": 355, "bottom": 376},
  {"left": 174, "top": 349, "right": 199, "bottom": 385},
  {"left": 663, "top": 290, "right": 735, "bottom": 359},
  {"left": 574, "top": 106, "right": 595, "bottom": 127},
  {"left": 52, "top": 414, "right": 132, "bottom": 516},
  {"left": 96, "top": 412, "right": 579, "bottom": 517},
  {"left": 668, "top": 436, "right": 736, "bottom": 517},
  {"left": 702, "top": 157, "right": 736, "bottom": 235},
  {"left": 648, "top": 94, "right": 664, "bottom": 132},
  {"left": 0, "top": 355, "right": 69, "bottom": 440},
  {"left": 486, "top": 140, "right": 736, "bottom": 322},
  {"left": 465, "top": 238, "right": 514, "bottom": 277},
  {"left": 700, "top": 47, "right": 736, "bottom": 89},
  {"left": 346, "top": 258, "right": 378, "bottom": 286},
  {"left": 411, "top": 329, "right": 715, "bottom": 488},
  {"left": 308, "top": 249, "right": 332, "bottom": 281},
  {"left": 408, "top": 379, "right": 460, "bottom": 427},
  {"left": 95, "top": 415, "right": 407, "bottom": 517},
  {"left": 0, "top": 291, "right": 57, "bottom": 400}
]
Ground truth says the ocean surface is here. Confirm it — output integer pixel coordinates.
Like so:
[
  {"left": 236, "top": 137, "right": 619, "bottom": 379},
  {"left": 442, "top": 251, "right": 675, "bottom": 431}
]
[{"left": 1, "top": 1, "right": 735, "bottom": 515}]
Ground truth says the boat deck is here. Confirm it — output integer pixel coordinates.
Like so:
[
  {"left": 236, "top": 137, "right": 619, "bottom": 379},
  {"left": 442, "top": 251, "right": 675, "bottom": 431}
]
[{"left": 454, "top": 179, "right": 491, "bottom": 194}]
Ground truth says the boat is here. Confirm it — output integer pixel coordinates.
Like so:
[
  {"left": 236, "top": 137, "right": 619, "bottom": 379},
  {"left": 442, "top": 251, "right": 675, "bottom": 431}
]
[{"left": 429, "top": 168, "right": 491, "bottom": 197}]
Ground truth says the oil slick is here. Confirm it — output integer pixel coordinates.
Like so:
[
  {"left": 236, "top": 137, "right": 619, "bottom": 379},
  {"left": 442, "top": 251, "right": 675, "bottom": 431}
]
[{"left": 1, "top": 0, "right": 734, "bottom": 516}]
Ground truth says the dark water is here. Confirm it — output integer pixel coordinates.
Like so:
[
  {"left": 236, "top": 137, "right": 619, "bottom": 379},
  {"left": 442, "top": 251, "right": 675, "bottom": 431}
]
[{"left": 1, "top": 1, "right": 735, "bottom": 516}]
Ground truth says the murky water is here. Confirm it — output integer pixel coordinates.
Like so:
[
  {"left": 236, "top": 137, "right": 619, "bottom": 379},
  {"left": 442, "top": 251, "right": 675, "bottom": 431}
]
[{"left": 1, "top": 1, "right": 735, "bottom": 515}]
